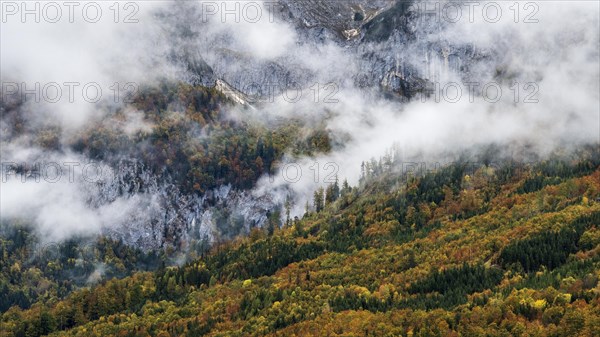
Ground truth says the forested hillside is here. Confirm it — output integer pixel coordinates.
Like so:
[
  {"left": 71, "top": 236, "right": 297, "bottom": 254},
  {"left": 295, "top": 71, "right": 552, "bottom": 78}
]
[
  {"left": 2, "top": 1, "right": 599, "bottom": 336},
  {"left": 2, "top": 152, "right": 599, "bottom": 337}
]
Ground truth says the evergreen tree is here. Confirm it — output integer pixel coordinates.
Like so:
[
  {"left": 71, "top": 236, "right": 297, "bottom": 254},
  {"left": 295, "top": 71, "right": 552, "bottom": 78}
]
[
  {"left": 284, "top": 195, "right": 292, "bottom": 227},
  {"left": 313, "top": 187, "right": 325, "bottom": 212}
]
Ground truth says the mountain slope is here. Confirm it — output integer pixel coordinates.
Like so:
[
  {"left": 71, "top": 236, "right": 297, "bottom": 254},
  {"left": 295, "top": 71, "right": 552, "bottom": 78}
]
[{"left": 2, "top": 154, "right": 600, "bottom": 337}]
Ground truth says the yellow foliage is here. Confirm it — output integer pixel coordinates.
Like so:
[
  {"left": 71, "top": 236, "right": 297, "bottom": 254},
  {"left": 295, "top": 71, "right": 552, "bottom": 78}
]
[{"left": 533, "top": 299, "right": 547, "bottom": 310}]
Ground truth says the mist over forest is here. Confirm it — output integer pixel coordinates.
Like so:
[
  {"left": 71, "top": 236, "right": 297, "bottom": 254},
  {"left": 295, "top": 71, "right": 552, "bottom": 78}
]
[{"left": 1, "top": 1, "right": 599, "bottom": 336}]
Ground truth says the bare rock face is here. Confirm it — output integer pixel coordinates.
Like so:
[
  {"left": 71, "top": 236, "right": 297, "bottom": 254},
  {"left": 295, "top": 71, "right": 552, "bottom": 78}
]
[
  {"left": 93, "top": 160, "right": 277, "bottom": 251},
  {"left": 160, "top": 0, "right": 490, "bottom": 101},
  {"left": 276, "top": 0, "right": 395, "bottom": 41},
  {"left": 291, "top": 0, "right": 494, "bottom": 97}
]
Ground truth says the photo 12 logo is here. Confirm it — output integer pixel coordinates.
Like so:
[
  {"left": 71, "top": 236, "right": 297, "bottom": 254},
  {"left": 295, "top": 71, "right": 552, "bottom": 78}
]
[
  {"left": 2, "top": 81, "right": 139, "bottom": 104},
  {"left": 419, "top": 81, "right": 539, "bottom": 104},
  {"left": 239, "top": 81, "right": 340, "bottom": 104},
  {"left": 1, "top": 1, "right": 140, "bottom": 23},
  {"left": 199, "top": 1, "right": 282, "bottom": 23},
  {"left": 2, "top": 161, "right": 106, "bottom": 184},
  {"left": 280, "top": 161, "right": 339, "bottom": 184},
  {"left": 407, "top": 1, "right": 539, "bottom": 24}
]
